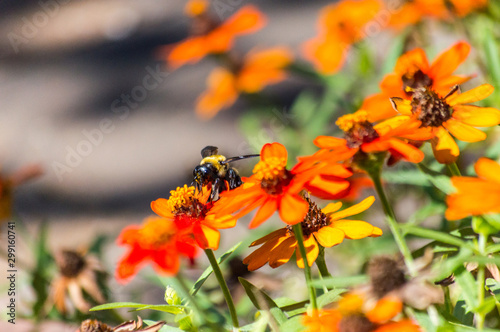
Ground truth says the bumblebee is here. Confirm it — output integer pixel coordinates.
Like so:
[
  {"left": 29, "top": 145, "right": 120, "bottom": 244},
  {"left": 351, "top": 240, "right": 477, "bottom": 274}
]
[{"left": 192, "top": 146, "right": 259, "bottom": 201}]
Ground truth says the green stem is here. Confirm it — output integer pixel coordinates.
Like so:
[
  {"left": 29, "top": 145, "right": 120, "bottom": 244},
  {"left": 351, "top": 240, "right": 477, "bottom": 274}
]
[
  {"left": 447, "top": 162, "right": 462, "bottom": 177},
  {"left": 316, "top": 246, "right": 332, "bottom": 279},
  {"left": 204, "top": 249, "right": 239, "bottom": 329},
  {"left": 292, "top": 224, "right": 318, "bottom": 310},
  {"left": 369, "top": 170, "right": 416, "bottom": 275},
  {"left": 477, "top": 234, "right": 487, "bottom": 330}
]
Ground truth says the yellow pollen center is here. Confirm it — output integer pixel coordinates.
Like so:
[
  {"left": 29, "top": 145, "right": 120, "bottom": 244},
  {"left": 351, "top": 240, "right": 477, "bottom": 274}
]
[
  {"left": 253, "top": 157, "right": 286, "bottom": 180},
  {"left": 336, "top": 110, "right": 369, "bottom": 132},
  {"left": 167, "top": 185, "right": 196, "bottom": 214},
  {"left": 139, "top": 218, "right": 176, "bottom": 248}
]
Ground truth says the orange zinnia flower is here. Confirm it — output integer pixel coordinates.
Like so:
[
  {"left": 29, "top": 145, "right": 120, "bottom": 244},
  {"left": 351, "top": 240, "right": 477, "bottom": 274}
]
[
  {"left": 163, "top": 4, "right": 266, "bottom": 69},
  {"left": 115, "top": 216, "right": 198, "bottom": 283},
  {"left": 303, "top": 0, "right": 382, "bottom": 74},
  {"left": 446, "top": 158, "right": 500, "bottom": 220},
  {"left": 312, "top": 110, "right": 434, "bottom": 166},
  {"left": 196, "top": 47, "right": 293, "bottom": 119},
  {"left": 362, "top": 42, "right": 471, "bottom": 121},
  {"left": 243, "top": 196, "right": 381, "bottom": 270},
  {"left": 212, "top": 142, "right": 352, "bottom": 228},
  {"left": 302, "top": 301, "right": 420, "bottom": 332},
  {"left": 151, "top": 185, "right": 237, "bottom": 250},
  {"left": 391, "top": 84, "right": 500, "bottom": 163}
]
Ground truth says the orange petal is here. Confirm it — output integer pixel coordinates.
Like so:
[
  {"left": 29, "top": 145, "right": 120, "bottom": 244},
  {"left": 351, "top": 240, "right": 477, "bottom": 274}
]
[
  {"left": 429, "top": 41, "right": 470, "bottom": 81},
  {"left": 452, "top": 105, "right": 500, "bottom": 127},
  {"left": 278, "top": 194, "right": 309, "bottom": 225},
  {"left": 314, "top": 226, "right": 345, "bottom": 247},
  {"left": 166, "top": 37, "right": 210, "bottom": 69},
  {"left": 447, "top": 84, "right": 494, "bottom": 106},
  {"left": 443, "top": 118, "right": 486, "bottom": 142},
  {"left": 250, "top": 228, "right": 288, "bottom": 247},
  {"left": 296, "top": 235, "right": 319, "bottom": 268},
  {"left": 394, "top": 48, "right": 429, "bottom": 77},
  {"left": 194, "top": 224, "right": 221, "bottom": 250},
  {"left": 431, "top": 127, "right": 459, "bottom": 164},
  {"left": 248, "top": 198, "right": 278, "bottom": 229},
  {"left": 327, "top": 196, "right": 375, "bottom": 221},
  {"left": 313, "top": 135, "right": 348, "bottom": 148},
  {"left": 362, "top": 92, "right": 398, "bottom": 122},
  {"left": 151, "top": 198, "right": 174, "bottom": 218},
  {"left": 204, "top": 213, "right": 237, "bottom": 229},
  {"left": 268, "top": 236, "right": 297, "bottom": 268},
  {"left": 475, "top": 157, "right": 500, "bottom": 184},
  {"left": 219, "top": 5, "right": 267, "bottom": 35},
  {"left": 389, "top": 97, "right": 413, "bottom": 115},
  {"left": 196, "top": 68, "right": 238, "bottom": 119},
  {"left": 366, "top": 296, "right": 403, "bottom": 323},
  {"left": 302, "top": 35, "right": 348, "bottom": 75},
  {"left": 261, "top": 142, "right": 288, "bottom": 160},
  {"left": 243, "top": 235, "right": 282, "bottom": 271},
  {"left": 373, "top": 319, "right": 421, "bottom": 332}
]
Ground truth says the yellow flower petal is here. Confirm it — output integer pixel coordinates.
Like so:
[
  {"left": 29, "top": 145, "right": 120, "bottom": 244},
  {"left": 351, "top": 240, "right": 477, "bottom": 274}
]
[
  {"left": 431, "top": 127, "right": 459, "bottom": 164},
  {"left": 447, "top": 84, "right": 494, "bottom": 106},
  {"left": 314, "top": 226, "right": 345, "bottom": 247},
  {"left": 327, "top": 196, "right": 375, "bottom": 221},
  {"left": 296, "top": 235, "right": 319, "bottom": 268},
  {"left": 329, "top": 220, "right": 377, "bottom": 239},
  {"left": 389, "top": 97, "right": 413, "bottom": 115},
  {"left": 452, "top": 105, "right": 500, "bottom": 127},
  {"left": 322, "top": 201, "right": 343, "bottom": 215},
  {"left": 443, "top": 118, "right": 486, "bottom": 142}
]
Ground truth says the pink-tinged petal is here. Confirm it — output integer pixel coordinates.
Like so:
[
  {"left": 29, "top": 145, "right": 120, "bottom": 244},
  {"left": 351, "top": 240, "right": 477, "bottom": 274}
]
[
  {"left": 447, "top": 84, "right": 494, "bottom": 106},
  {"left": 278, "top": 194, "right": 309, "bottom": 225},
  {"left": 452, "top": 105, "right": 500, "bottom": 127},
  {"left": 314, "top": 226, "right": 345, "bottom": 247},
  {"left": 443, "top": 119, "right": 486, "bottom": 142}
]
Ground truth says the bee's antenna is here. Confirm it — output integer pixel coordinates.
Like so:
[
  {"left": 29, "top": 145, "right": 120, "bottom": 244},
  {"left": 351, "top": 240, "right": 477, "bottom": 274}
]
[{"left": 221, "top": 154, "right": 260, "bottom": 164}]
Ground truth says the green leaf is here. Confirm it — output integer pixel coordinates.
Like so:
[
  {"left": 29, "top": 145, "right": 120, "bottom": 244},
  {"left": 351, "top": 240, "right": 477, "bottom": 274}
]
[
  {"left": 486, "top": 242, "right": 500, "bottom": 254},
  {"left": 402, "top": 225, "right": 468, "bottom": 249},
  {"left": 417, "top": 163, "right": 455, "bottom": 194},
  {"left": 238, "top": 277, "right": 287, "bottom": 324},
  {"left": 453, "top": 299, "right": 474, "bottom": 327},
  {"left": 310, "top": 275, "right": 368, "bottom": 289},
  {"left": 142, "top": 320, "right": 184, "bottom": 332},
  {"left": 317, "top": 289, "right": 345, "bottom": 308},
  {"left": 481, "top": 213, "right": 500, "bottom": 232},
  {"left": 190, "top": 242, "right": 241, "bottom": 296},
  {"left": 279, "top": 314, "right": 306, "bottom": 332},
  {"left": 455, "top": 267, "right": 479, "bottom": 310},
  {"left": 483, "top": 29, "right": 500, "bottom": 89},
  {"left": 290, "top": 90, "right": 319, "bottom": 126},
  {"left": 90, "top": 302, "right": 184, "bottom": 315}
]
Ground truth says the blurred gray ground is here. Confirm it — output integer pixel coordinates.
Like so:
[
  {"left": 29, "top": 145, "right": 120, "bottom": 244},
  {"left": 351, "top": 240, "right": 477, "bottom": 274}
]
[{"left": 0, "top": 0, "right": 330, "bottom": 229}]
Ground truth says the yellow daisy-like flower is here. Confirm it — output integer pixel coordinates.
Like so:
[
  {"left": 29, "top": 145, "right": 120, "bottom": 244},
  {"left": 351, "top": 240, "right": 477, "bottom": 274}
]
[
  {"left": 391, "top": 84, "right": 500, "bottom": 163},
  {"left": 243, "top": 196, "right": 382, "bottom": 270}
]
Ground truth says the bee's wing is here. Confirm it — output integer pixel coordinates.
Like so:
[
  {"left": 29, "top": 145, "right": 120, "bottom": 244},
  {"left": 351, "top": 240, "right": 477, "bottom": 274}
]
[{"left": 201, "top": 146, "right": 219, "bottom": 158}]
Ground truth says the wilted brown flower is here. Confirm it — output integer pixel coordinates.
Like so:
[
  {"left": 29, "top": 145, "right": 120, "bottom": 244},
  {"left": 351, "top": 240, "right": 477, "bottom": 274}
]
[
  {"left": 77, "top": 316, "right": 165, "bottom": 332},
  {"left": 51, "top": 249, "right": 106, "bottom": 314}
]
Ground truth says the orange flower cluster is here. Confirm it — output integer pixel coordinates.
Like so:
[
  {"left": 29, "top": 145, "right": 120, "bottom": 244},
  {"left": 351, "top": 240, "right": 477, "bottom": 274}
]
[
  {"left": 446, "top": 158, "right": 500, "bottom": 220},
  {"left": 116, "top": 185, "right": 237, "bottom": 282}
]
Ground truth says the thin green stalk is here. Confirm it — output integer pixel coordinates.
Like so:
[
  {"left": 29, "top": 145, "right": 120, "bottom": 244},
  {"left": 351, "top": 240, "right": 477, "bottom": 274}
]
[
  {"left": 292, "top": 224, "right": 318, "bottom": 310},
  {"left": 369, "top": 171, "right": 416, "bottom": 275},
  {"left": 447, "top": 162, "right": 462, "bottom": 177},
  {"left": 316, "top": 246, "right": 332, "bottom": 279},
  {"left": 204, "top": 249, "right": 239, "bottom": 329},
  {"left": 477, "top": 234, "right": 487, "bottom": 330}
]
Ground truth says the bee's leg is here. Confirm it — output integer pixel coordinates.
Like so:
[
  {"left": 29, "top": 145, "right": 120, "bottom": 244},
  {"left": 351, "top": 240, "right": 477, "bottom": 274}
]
[
  {"left": 226, "top": 168, "right": 242, "bottom": 189},
  {"left": 210, "top": 178, "right": 223, "bottom": 201}
]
